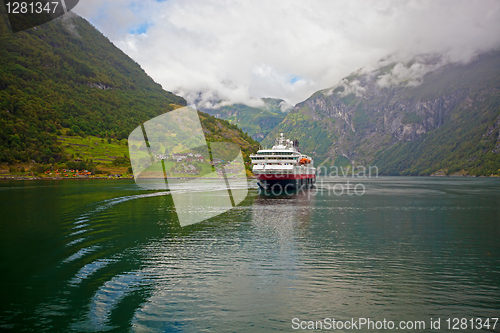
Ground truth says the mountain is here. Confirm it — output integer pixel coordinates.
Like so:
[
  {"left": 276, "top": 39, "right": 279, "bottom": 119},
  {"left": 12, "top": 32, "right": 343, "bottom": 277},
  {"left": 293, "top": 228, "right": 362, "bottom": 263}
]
[
  {"left": 263, "top": 51, "right": 500, "bottom": 176},
  {"left": 0, "top": 7, "right": 258, "bottom": 168},
  {"left": 200, "top": 98, "right": 292, "bottom": 141}
]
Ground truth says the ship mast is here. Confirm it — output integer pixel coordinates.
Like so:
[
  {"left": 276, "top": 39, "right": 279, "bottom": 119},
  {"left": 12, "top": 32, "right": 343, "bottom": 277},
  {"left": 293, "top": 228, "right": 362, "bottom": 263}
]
[{"left": 278, "top": 133, "right": 284, "bottom": 146}]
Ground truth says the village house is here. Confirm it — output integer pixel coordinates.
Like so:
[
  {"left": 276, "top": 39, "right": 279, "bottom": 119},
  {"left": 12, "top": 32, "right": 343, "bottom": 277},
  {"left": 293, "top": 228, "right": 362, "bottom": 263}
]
[{"left": 172, "top": 153, "right": 189, "bottom": 162}]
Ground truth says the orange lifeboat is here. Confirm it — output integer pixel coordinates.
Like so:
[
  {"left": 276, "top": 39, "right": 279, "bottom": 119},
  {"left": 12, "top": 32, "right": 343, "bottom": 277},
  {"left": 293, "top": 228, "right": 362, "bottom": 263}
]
[{"left": 299, "top": 158, "right": 310, "bottom": 164}]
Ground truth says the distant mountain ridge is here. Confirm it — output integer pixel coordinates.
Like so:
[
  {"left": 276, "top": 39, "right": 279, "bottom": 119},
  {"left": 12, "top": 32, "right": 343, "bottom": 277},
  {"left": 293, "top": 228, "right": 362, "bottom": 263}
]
[
  {"left": 263, "top": 51, "right": 500, "bottom": 176},
  {"left": 200, "top": 98, "right": 292, "bottom": 141}
]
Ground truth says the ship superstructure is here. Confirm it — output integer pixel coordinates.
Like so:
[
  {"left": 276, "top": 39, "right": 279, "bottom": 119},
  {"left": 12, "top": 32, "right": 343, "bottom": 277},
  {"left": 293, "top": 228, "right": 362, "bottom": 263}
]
[{"left": 250, "top": 133, "right": 316, "bottom": 190}]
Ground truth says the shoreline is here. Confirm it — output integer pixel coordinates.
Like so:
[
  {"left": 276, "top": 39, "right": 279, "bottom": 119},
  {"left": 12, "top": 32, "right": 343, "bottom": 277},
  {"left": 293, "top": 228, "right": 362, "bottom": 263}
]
[
  {"left": 1, "top": 175, "right": 256, "bottom": 181},
  {"left": 0, "top": 176, "right": 134, "bottom": 181},
  {"left": 1, "top": 175, "right": 498, "bottom": 181}
]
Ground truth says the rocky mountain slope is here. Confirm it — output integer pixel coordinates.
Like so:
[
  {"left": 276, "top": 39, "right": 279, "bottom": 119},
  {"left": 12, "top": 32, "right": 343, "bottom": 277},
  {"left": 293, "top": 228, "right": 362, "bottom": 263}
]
[
  {"left": 200, "top": 98, "right": 292, "bottom": 141},
  {"left": 263, "top": 51, "right": 500, "bottom": 176}
]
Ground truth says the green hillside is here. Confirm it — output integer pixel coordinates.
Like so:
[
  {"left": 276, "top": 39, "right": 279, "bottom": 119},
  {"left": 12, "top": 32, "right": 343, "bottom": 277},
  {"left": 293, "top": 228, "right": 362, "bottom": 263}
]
[
  {"left": 0, "top": 8, "right": 185, "bottom": 165},
  {"left": 0, "top": 7, "right": 258, "bottom": 174}
]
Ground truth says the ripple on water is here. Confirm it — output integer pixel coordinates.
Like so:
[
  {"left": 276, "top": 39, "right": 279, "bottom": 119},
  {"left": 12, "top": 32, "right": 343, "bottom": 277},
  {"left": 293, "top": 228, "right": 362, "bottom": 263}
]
[{"left": 61, "top": 245, "right": 101, "bottom": 264}]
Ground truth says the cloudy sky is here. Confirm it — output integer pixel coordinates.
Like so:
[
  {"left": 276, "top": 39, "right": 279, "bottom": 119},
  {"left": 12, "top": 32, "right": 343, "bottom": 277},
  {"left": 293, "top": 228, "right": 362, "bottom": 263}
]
[{"left": 73, "top": 0, "right": 500, "bottom": 107}]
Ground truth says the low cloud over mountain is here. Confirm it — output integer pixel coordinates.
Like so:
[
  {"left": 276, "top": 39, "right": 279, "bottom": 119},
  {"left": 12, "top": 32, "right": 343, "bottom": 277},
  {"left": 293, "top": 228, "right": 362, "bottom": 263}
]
[{"left": 74, "top": 0, "right": 500, "bottom": 106}]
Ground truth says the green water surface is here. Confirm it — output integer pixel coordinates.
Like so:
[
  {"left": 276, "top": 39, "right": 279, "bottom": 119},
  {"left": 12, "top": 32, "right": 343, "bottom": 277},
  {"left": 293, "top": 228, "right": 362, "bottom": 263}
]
[{"left": 0, "top": 177, "right": 499, "bottom": 332}]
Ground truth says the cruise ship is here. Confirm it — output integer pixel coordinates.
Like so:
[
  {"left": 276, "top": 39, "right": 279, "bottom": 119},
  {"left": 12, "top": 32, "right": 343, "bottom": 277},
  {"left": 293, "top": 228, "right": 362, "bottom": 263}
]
[{"left": 250, "top": 133, "right": 316, "bottom": 190}]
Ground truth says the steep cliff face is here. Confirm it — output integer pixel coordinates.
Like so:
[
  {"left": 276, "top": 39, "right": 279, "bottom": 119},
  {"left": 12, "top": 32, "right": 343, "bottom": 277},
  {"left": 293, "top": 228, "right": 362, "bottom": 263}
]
[
  {"left": 263, "top": 51, "right": 500, "bottom": 175},
  {"left": 483, "top": 114, "right": 500, "bottom": 156}
]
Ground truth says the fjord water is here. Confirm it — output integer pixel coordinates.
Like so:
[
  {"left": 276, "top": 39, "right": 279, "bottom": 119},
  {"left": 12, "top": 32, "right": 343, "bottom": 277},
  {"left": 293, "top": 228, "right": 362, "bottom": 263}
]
[{"left": 0, "top": 177, "right": 499, "bottom": 332}]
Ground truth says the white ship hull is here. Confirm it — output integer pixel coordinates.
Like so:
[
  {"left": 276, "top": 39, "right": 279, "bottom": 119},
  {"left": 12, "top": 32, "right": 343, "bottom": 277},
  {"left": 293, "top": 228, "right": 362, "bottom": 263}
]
[{"left": 250, "top": 134, "right": 316, "bottom": 191}]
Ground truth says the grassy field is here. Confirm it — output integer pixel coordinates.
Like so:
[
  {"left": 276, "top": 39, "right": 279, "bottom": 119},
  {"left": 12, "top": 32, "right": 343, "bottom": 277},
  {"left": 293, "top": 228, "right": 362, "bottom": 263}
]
[
  {"left": 59, "top": 135, "right": 130, "bottom": 161},
  {"left": 1, "top": 126, "right": 256, "bottom": 178},
  {"left": 0, "top": 132, "right": 131, "bottom": 177}
]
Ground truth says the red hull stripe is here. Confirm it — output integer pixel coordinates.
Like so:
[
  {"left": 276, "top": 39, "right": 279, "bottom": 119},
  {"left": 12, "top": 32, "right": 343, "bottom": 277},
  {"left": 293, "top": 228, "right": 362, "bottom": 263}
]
[{"left": 256, "top": 174, "right": 316, "bottom": 180}]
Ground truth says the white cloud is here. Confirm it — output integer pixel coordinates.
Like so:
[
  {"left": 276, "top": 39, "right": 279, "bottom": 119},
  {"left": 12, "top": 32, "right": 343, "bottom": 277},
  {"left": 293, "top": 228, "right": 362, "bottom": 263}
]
[
  {"left": 278, "top": 100, "right": 294, "bottom": 113},
  {"left": 326, "top": 78, "right": 366, "bottom": 98},
  {"left": 375, "top": 56, "right": 445, "bottom": 88},
  {"left": 73, "top": 0, "right": 500, "bottom": 106}
]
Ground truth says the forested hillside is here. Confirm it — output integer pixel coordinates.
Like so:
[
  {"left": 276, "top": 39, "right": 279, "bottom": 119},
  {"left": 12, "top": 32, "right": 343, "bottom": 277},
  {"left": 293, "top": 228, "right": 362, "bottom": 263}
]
[
  {"left": 0, "top": 7, "right": 258, "bottom": 170},
  {"left": 197, "top": 111, "right": 258, "bottom": 166}
]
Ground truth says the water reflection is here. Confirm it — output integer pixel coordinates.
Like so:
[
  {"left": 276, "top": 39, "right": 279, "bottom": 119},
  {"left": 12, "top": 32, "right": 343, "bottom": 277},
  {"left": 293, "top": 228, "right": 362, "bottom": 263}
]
[{"left": 252, "top": 188, "right": 314, "bottom": 239}]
